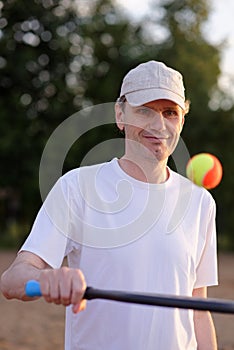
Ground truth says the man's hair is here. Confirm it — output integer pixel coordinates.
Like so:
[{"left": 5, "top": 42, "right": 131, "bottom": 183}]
[{"left": 116, "top": 95, "right": 127, "bottom": 111}]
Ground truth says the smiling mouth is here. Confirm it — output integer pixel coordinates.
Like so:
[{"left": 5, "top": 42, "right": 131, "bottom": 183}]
[{"left": 142, "top": 133, "right": 168, "bottom": 143}]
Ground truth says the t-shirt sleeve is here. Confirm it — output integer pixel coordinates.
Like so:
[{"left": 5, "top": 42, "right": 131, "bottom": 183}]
[
  {"left": 194, "top": 196, "right": 218, "bottom": 289},
  {"left": 19, "top": 176, "right": 76, "bottom": 268}
]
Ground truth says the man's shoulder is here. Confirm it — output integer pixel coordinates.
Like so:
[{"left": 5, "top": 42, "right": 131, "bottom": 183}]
[{"left": 169, "top": 168, "right": 215, "bottom": 204}]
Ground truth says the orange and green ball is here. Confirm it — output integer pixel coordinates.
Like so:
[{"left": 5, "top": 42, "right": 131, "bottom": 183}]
[{"left": 186, "top": 153, "right": 223, "bottom": 189}]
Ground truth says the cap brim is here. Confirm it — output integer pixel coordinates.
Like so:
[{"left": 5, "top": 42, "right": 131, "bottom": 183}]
[{"left": 125, "top": 88, "right": 185, "bottom": 110}]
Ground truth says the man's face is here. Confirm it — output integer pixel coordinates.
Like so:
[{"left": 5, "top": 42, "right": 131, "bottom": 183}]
[{"left": 115, "top": 99, "right": 185, "bottom": 162}]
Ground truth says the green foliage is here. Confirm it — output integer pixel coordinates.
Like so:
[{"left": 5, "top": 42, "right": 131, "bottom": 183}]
[{"left": 0, "top": 0, "right": 234, "bottom": 249}]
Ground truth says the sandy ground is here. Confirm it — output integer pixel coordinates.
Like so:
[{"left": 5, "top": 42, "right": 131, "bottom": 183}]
[{"left": 0, "top": 250, "right": 234, "bottom": 350}]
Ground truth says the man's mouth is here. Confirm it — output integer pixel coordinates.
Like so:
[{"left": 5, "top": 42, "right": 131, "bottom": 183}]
[{"left": 142, "top": 133, "right": 168, "bottom": 143}]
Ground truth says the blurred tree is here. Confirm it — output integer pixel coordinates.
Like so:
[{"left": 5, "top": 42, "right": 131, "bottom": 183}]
[
  {"left": 205, "top": 104, "right": 234, "bottom": 250},
  {"left": 0, "top": 0, "right": 160, "bottom": 241},
  {"left": 0, "top": 0, "right": 81, "bottom": 230}
]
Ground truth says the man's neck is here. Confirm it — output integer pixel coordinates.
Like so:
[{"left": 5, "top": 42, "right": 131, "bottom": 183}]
[{"left": 118, "top": 156, "right": 169, "bottom": 184}]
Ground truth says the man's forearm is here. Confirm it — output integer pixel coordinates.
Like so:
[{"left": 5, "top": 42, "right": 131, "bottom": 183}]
[
  {"left": 0, "top": 252, "right": 46, "bottom": 300},
  {"left": 194, "top": 311, "right": 217, "bottom": 350}
]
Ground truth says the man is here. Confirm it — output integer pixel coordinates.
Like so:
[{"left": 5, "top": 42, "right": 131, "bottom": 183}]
[{"left": 1, "top": 61, "right": 218, "bottom": 349}]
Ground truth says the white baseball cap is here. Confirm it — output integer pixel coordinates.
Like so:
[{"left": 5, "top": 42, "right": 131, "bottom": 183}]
[{"left": 119, "top": 61, "right": 185, "bottom": 110}]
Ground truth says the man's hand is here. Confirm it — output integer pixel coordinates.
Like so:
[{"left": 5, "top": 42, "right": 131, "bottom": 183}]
[
  {"left": 39, "top": 267, "right": 87, "bottom": 313},
  {"left": 1, "top": 252, "right": 87, "bottom": 314}
]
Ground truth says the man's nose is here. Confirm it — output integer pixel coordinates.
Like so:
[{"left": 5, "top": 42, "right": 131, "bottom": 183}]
[{"left": 150, "top": 112, "right": 166, "bottom": 131}]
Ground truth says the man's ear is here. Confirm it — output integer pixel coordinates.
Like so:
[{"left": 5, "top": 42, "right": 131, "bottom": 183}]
[{"left": 115, "top": 103, "right": 125, "bottom": 131}]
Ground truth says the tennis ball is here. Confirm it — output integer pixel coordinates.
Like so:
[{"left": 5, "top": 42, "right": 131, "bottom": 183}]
[{"left": 186, "top": 153, "right": 223, "bottom": 189}]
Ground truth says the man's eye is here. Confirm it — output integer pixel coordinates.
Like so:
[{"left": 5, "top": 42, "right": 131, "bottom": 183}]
[
  {"left": 136, "top": 108, "right": 154, "bottom": 116},
  {"left": 163, "top": 110, "right": 178, "bottom": 118}
]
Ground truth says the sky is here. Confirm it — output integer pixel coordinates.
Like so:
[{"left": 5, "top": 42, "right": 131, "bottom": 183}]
[
  {"left": 116, "top": 0, "right": 234, "bottom": 96},
  {"left": 205, "top": 0, "right": 234, "bottom": 74}
]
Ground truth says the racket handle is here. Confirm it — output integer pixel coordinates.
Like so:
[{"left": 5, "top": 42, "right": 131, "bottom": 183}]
[
  {"left": 25, "top": 280, "right": 42, "bottom": 297},
  {"left": 25, "top": 280, "right": 90, "bottom": 298}
]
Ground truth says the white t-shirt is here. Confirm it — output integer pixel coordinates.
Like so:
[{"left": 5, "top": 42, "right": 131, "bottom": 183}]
[{"left": 21, "top": 158, "right": 218, "bottom": 350}]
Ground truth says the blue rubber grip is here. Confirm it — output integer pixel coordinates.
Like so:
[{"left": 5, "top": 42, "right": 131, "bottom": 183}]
[{"left": 25, "top": 280, "right": 42, "bottom": 297}]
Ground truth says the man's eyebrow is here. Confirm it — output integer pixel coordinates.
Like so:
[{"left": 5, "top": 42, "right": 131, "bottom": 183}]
[{"left": 163, "top": 106, "right": 181, "bottom": 112}]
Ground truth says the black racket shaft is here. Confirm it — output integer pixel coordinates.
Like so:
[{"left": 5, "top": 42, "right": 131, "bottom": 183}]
[{"left": 84, "top": 287, "right": 234, "bottom": 314}]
